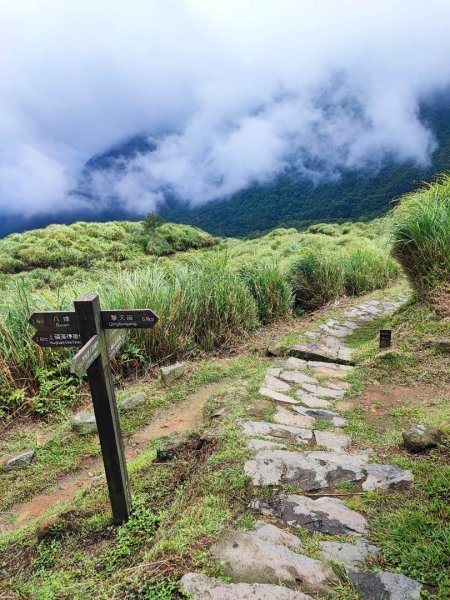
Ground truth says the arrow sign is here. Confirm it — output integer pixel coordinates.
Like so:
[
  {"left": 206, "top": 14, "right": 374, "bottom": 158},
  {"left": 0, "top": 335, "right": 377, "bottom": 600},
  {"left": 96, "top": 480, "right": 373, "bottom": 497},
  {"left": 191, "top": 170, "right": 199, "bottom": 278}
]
[
  {"left": 107, "top": 330, "right": 126, "bottom": 360},
  {"left": 101, "top": 309, "right": 158, "bottom": 329},
  {"left": 33, "top": 331, "right": 83, "bottom": 347},
  {"left": 70, "top": 335, "right": 100, "bottom": 377},
  {"left": 29, "top": 311, "right": 79, "bottom": 332}
]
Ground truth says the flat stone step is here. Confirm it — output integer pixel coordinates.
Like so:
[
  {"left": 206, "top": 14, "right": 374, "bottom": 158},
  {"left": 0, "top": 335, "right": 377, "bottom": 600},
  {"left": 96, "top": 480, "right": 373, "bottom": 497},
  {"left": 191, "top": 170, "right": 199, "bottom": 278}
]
[
  {"left": 284, "top": 357, "right": 308, "bottom": 369},
  {"left": 273, "top": 406, "right": 316, "bottom": 429},
  {"left": 180, "top": 573, "right": 314, "bottom": 600},
  {"left": 348, "top": 570, "right": 422, "bottom": 600},
  {"left": 209, "top": 531, "right": 338, "bottom": 596},
  {"left": 241, "top": 421, "right": 314, "bottom": 445},
  {"left": 254, "top": 494, "right": 367, "bottom": 535},
  {"left": 279, "top": 371, "right": 318, "bottom": 385},
  {"left": 296, "top": 391, "right": 332, "bottom": 409},
  {"left": 292, "top": 406, "right": 347, "bottom": 427},
  {"left": 246, "top": 439, "right": 287, "bottom": 451},
  {"left": 289, "top": 343, "right": 354, "bottom": 365},
  {"left": 253, "top": 520, "right": 303, "bottom": 550},
  {"left": 300, "top": 383, "right": 345, "bottom": 399},
  {"left": 244, "top": 449, "right": 365, "bottom": 489},
  {"left": 319, "top": 539, "right": 380, "bottom": 568},
  {"left": 314, "top": 430, "right": 350, "bottom": 452},
  {"left": 259, "top": 387, "right": 299, "bottom": 405},
  {"left": 263, "top": 374, "right": 292, "bottom": 392}
]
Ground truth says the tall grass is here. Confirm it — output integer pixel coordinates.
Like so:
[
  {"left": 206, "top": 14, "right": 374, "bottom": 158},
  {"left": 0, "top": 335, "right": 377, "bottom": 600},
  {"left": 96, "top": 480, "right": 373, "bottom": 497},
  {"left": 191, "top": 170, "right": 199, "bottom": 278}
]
[
  {"left": 0, "top": 219, "right": 401, "bottom": 418},
  {"left": 392, "top": 175, "right": 450, "bottom": 294},
  {"left": 237, "top": 262, "right": 292, "bottom": 324}
]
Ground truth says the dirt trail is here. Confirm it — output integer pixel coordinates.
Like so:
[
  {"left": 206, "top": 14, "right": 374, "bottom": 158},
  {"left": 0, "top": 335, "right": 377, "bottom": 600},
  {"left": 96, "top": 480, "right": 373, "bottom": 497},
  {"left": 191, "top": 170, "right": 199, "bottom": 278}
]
[{"left": 0, "top": 382, "right": 222, "bottom": 534}]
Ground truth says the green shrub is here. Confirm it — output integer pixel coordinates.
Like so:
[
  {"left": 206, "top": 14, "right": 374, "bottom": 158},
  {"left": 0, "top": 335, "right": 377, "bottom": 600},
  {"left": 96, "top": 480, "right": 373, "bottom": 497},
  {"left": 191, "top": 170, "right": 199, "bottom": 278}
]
[
  {"left": 392, "top": 175, "right": 450, "bottom": 293},
  {"left": 287, "top": 250, "right": 345, "bottom": 310},
  {"left": 341, "top": 246, "right": 400, "bottom": 295},
  {"left": 238, "top": 262, "right": 293, "bottom": 324}
]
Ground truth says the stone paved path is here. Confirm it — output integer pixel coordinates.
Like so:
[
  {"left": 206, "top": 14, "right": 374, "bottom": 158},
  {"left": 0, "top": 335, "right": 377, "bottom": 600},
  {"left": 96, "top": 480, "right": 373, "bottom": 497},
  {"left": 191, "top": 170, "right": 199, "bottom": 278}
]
[{"left": 181, "top": 293, "right": 424, "bottom": 599}]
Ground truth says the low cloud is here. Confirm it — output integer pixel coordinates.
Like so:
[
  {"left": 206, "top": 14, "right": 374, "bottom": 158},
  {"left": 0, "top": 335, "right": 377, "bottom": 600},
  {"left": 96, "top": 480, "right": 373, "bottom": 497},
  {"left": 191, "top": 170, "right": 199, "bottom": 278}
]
[{"left": 1, "top": 0, "right": 450, "bottom": 218}]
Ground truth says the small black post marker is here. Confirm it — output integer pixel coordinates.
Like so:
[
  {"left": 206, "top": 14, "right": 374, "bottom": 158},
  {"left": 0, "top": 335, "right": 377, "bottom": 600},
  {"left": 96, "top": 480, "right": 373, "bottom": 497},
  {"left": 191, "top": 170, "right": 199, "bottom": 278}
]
[
  {"left": 74, "top": 294, "right": 131, "bottom": 524},
  {"left": 379, "top": 329, "right": 392, "bottom": 350}
]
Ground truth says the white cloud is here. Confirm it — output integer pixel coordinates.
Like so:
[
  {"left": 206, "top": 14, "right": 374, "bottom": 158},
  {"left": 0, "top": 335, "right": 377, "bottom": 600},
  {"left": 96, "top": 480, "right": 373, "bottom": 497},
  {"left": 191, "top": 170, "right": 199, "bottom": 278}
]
[{"left": 0, "top": 0, "right": 449, "bottom": 217}]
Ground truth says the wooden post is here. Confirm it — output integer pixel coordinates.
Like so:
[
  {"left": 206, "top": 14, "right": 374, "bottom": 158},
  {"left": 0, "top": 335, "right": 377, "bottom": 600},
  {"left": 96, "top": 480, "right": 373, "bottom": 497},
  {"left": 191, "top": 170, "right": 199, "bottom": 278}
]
[
  {"left": 74, "top": 294, "right": 131, "bottom": 523},
  {"left": 379, "top": 329, "right": 392, "bottom": 350}
]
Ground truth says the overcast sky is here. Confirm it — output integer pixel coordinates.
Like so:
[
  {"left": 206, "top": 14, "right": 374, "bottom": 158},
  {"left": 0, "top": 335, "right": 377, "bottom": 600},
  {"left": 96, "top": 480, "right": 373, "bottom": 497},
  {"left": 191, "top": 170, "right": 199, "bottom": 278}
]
[{"left": 1, "top": 0, "right": 450, "bottom": 218}]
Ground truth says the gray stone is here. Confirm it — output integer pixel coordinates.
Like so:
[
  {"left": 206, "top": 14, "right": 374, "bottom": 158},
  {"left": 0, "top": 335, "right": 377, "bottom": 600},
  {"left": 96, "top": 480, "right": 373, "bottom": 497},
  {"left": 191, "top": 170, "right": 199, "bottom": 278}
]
[
  {"left": 180, "top": 573, "right": 314, "bottom": 600},
  {"left": 314, "top": 430, "right": 350, "bottom": 452},
  {"left": 362, "top": 464, "right": 414, "bottom": 491},
  {"left": 259, "top": 387, "right": 298, "bottom": 405},
  {"left": 120, "top": 391, "right": 146, "bottom": 411},
  {"left": 319, "top": 539, "right": 380, "bottom": 568},
  {"left": 267, "top": 367, "right": 282, "bottom": 377},
  {"left": 244, "top": 449, "right": 364, "bottom": 489},
  {"left": 284, "top": 357, "right": 308, "bottom": 369},
  {"left": 247, "top": 438, "right": 287, "bottom": 451},
  {"left": 266, "top": 342, "right": 286, "bottom": 357},
  {"left": 209, "top": 531, "right": 338, "bottom": 596},
  {"left": 348, "top": 570, "right": 422, "bottom": 600},
  {"left": 1, "top": 450, "right": 35, "bottom": 472},
  {"left": 160, "top": 362, "right": 185, "bottom": 385},
  {"left": 289, "top": 343, "right": 354, "bottom": 365},
  {"left": 292, "top": 406, "right": 347, "bottom": 427},
  {"left": 306, "top": 450, "right": 370, "bottom": 466},
  {"left": 300, "top": 383, "right": 345, "bottom": 399},
  {"left": 254, "top": 520, "right": 303, "bottom": 550},
  {"left": 273, "top": 406, "right": 316, "bottom": 429},
  {"left": 402, "top": 424, "right": 445, "bottom": 452},
  {"left": 304, "top": 331, "right": 320, "bottom": 339},
  {"left": 255, "top": 494, "right": 367, "bottom": 535},
  {"left": 307, "top": 361, "right": 353, "bottom": 371},
  {"left": 72, "top": 411, "right": 97, "bottom": 435},
  {"left": 263, "top": 374, "right": 292, "bottom": 392},
  {"left": 279, "top": 371, "right": 318, "bottom": 385},
  {"left": 309, "top": 365, "right": 350, "bottom": 379},
  {"left": 296, "top": 391, "right": 332, "bottom": 409},
  {"left": 320, "top": 324, "right": 353, "bottom": 338},
  {"left": 325, "top": 380, "right": 352, "bottom": 391},
  {"left": 241, "top": 421, "right": 314, "bottom": 444}
]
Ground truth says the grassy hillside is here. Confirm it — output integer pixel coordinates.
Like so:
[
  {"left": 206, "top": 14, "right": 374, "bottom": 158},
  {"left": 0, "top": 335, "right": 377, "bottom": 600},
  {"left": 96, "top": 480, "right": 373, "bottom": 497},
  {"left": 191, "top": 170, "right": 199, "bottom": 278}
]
[
  {"left": 0, "top": 221, "right": 217, "bottom": 274},
  {"left": 0, "top": 219, "right": 399, "bottom": 419}
]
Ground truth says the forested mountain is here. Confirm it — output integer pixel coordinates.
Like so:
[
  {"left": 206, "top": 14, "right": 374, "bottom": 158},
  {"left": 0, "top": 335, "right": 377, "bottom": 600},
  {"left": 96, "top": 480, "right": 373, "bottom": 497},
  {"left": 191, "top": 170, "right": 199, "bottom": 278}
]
[
  {"left": 160, "top": 93, "right": 450, "bottom": 236},
  {"left": 1, "top": 92, "right": 449, "bottom": 238}
]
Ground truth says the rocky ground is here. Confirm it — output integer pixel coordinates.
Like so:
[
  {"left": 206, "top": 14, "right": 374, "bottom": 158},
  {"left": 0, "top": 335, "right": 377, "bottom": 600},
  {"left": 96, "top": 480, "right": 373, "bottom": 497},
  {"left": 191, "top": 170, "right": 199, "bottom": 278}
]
[{"left": 180, "top": 294, "right": 426, "bottom": 600}]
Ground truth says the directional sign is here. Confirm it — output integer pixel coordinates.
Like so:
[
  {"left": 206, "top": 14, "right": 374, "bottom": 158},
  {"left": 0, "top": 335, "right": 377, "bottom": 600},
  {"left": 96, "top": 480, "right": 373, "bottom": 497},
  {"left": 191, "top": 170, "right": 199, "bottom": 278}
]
[
  {"left": 70, "top": 335, "right": 100, "bottom": 377},
  {"left": 33, "top": 331, "right": 82, "bottom": 347},
  {"left": 101, "top": 309, "right": 158, "bottom": 330},
  {"left": 107, "top": 330, "right": 126, "bottom": 360},
  {"left": 29, "top": 311, "right": 78, "bottom": 332}
]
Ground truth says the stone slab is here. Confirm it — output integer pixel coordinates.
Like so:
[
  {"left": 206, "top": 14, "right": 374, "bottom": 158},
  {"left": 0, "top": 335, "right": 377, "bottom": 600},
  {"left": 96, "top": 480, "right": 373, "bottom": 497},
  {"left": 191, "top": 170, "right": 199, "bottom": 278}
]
[
  {"left": 241, "top": 421, "right": 314, "bottom": 444},
  {"left": 1, "top": 450, "right": 35, "bottom": 472},
  {"left": 246, "top": 439, "right": 287, "bottom": 451},
  {"left": 263, "top": 374, "right": 292, "bottom": 392},
  {"left": 273, "top": 406, "right": 316, "bottom": 429},
  {"left": 314, "top": 430, "right": 350, "bottom": 452},
  {"left": 179, "top": 573, "right": 314, "bottom": 600},
  {"left": 210, "top": 531, "right": 338, "bottom": 596},
  {"left": 245, "top": 449, "right": 364, "bottom": 489},
  {"left": 296, "top": 391, "right": 332, "bottom": 409},
  {"left": 348, "top": 570, "right": 422, "bottom": 600},
  {"left": 255, "top": 494, "right": 367, "bottom": 535},
  {"left": 362, "top": 464, "right": 414, "bottom": 491},
  {"left": 319, "top": 539, "right": 380, "bottom": 568},
  {"left": 289, "top": 343, "right": 354, "bottom": 365},
  {"left": 72, "top": 411, "right": 97, "bottom": 435},
  {"left": 160, "top": 362, "right": 185, "bottom": 385},
  {"left": 279, "top": 371, "right": 318, "bottom": 385},
  {"left": 292, "top": 406, "right": 347, "bottom": 427},
  {"left": 254, "top": 520, "right": 303, "bottom": 550},
  {"left": 259, "top": 387, "right": 298, "bottom": 405},
  {"left": 300, "top": 383, "right": 345, "bottom": 399}
]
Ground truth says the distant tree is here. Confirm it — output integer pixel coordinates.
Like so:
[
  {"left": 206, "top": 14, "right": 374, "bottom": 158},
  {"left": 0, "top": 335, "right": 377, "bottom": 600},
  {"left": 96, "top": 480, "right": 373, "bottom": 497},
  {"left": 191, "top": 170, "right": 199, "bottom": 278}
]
[{"left": 143, "top": 212, "right": 165, "bottom": 233}]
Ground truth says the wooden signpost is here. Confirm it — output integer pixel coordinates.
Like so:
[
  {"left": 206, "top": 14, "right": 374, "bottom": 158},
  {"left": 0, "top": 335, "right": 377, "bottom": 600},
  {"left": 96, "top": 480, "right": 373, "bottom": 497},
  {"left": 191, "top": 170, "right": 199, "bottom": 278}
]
[{"left": 29, "top": 294, "right": 159, "bottom": 524}]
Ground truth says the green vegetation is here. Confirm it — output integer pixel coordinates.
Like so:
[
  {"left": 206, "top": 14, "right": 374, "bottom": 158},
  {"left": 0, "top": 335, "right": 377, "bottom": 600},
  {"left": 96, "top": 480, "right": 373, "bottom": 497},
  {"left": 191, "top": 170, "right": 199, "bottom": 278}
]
[
  {"left": 0, "top": 221, "right": 217, "bottom": 273},
  {"left": 392, "top": 175, "right": 450, "bottom": 294},
  {"left": 0, "top": 219, "right": 399, "bottom": 419}
]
